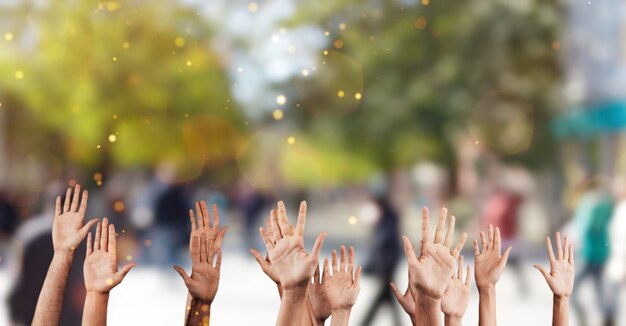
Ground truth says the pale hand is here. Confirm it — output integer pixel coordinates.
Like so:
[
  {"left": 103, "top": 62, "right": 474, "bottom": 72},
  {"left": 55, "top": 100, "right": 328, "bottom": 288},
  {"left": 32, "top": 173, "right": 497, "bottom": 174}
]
[
  {"left": 53, "top": 184, "right": 97, "bottom": 253},
  {"left": 323, "top": 246, "right": 361, "bottom": 310},
  {"left": 441, "top": 255, "right": 471, "bottom": 318},
  {"left": 534, "top": 232, "right": 575, "bottom": 298},
  {"left": 84, "top": 218, "right": 135, "bottom": 293},
  {"left": 473, "top": 224, "right": 512, "bottom": 290},
  {"left": 390, "top": 282, "right": 415, "bottom": 316},
  {"left": 309, "top": 264, "right": 331, "bottom": 321},
  {"left": 405, "top": 208, "right": 467, "bottom": 299}
]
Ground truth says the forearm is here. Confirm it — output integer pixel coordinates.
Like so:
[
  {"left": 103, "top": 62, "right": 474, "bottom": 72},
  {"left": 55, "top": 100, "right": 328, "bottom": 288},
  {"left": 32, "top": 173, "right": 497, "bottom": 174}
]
[
  {"left": 413, "top": 293, "right": 441, "bottom": 326},
  {"left": 330, "top": 309, "right": 351, "bottom": 326},
  {"left": 277, "top": 286, "right": 308, "bottom": 326},
  {"left": 82, "top": 291, "right": 110, "bottom": 326},
  {"left": 32, "top": 251, "right": 73, "bottom": 326},
  {"left": 304, "top": 298, "right": 323, "bottom": 326},
  {"left": 186, "top": 297, "right": 211, "bottom": 326},
  {"left": 478, "top": 286, "right": 496, "bottom": 326},
  {"left": 552, "top": 296, "right": 569, "bottom": 326},
  {"left": 445, "top": 315, "right": 462, "bottom": 326}
]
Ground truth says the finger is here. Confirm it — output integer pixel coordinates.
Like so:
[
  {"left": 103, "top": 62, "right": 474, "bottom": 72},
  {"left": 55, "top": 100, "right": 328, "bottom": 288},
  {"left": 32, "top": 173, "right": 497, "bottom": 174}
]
[
  {"left": 201, "top": 201, "right": 210, "bottom": 228},
  {"left": 108, "top": 223, "right": 116, "bottom": 254},
  {"left": 250, "top": 248, "right": 267, "bottom": 267},
  {"left": 313, "top": 263, "right": 320, "bottom": 284},
  {"left": 310, "top": 233, "right": 326, "bottom": 262},
  {"left": 533, "top": 264, "right": 550, "bottom": 281},
  {"left": 421, "top": 207, "right": 430, "bottom": 243},
  {"left": 354, "top": 266, "right": 362, "bottom": 284},
  {"left": 114, "top": 263, "right": 136, "bottom": 284},
  {"left": 215, "top": 227, "right": 228, "bottom": 251},
  {"left": 488, "top": 224, "right": 494, "bottom": 251},
  {"left": 79, "top": 219, "right": 99, "bottom": 241},
  {"left": 213, "top": 203, "right": 220, "bottom": 229},
  {"left": 78, "top": 190, "right": 88, "bottom": 215},
  {"left": 563, "top": 236, "right": 569, "bottom": 261},
  {"left": 173, "top": 265, "right": 192, "bottom": 285},
  {"left": 473, "top": 239, "right": 480, "bottom": 257},
  {"left": 465, "top": 265, "right": 471, "bottom": 286},
  {"left": 323, "top": 258, "right": 330, "bottom": 281},
  {"left": 195, "top": 201, "right": 204, "bottom": 227},
  {"left": 101, "top": 218, "right": 109, "bottom": 252},
  {"left": 63, "top": 187, "right": 72, "bottom": 212},
  {"left": 546, "top": 236, "right": 556, "bottom": 262},
  {"left": 259, "top": 227, "right": 274, "bottom": 250},
  {"left": 569, "top": 244, "right": 574, "bottom": 264},
  {"left": 434, "top": 207, "right": 447, "bottom": 244},
  {"left": 340, "top": 245, "right": 347, "bottom": 272},
  {"left": 457, "top": 255, "right": 464, "bottom": 279},
  {"left": 94, "top": 221, "right": 101, "bottom": 250},
  {"left": 444, "top": 215, "right": 455, "bottom": 248},
  {"left": 494, "top": 227, "right": 502, "bottom": 255},
  {"left": 403, "top": 236, "right": 417, "bottom": 262},
  {"left": 500, "top": 246, "right": 512, "bottom": 267},
  {"left": 390, "top": 283, "right": 403, "bottom": 302},
  {"left": 215, "top": 250, "right": 222, "bottom": 271},
  {"left": 276, "top": 202, "right": 289, "bottom": 237},
  {"left": 331, "top": 250, "right": 338, "bottom": 272},
  {"left": 296, "top": 201, "right": 307, "bottom": 238},
  {"left": 189, "top": 209, "right": 197, "bottom": 231},
  {"left": 191, "top": 236, "right": 200, "bottom": 263},
  {"left": 556, "top": 231, "right": 563, "bottom": 260},
  {"left": 451, "top": 232, "right": 467, "bottom": 257},
  {"left": 270, "top": 210, "right": 282, "bottom": 242},
  {"left": 70, "top": 184, "right": 81, "bottom": 212},
  {"left": 208, "top": 233, "right": 215, "bottom": 264},
  {"left": 480, "top": 231, "right": 488, "bottom": 252},
  {"left": 200, "top": 234, "right": 208, "bottom": 262},
  {"left": 86, "top": 232, "right": 93, "bottom": 258},
  {"left": 55, "top": 196, "right": 61, "bottom": 217},
  {"left": 348, "top": 246, "right": 355, "bottom": 274}
]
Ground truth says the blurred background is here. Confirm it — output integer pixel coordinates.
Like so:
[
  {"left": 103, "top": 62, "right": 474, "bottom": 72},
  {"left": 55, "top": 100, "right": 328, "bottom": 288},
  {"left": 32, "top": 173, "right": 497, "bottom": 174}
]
[{"left": 0, "top": 0, "right": 625, "bottom": 325}]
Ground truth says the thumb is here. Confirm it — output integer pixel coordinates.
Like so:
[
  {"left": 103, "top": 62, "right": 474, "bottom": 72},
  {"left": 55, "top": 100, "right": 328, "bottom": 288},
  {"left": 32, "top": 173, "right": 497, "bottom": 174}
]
[
  {"left": 310, "top": 232, "right": 327, "bottom": 262},
  {"left": 390, "top": 282, "right": 403, "bottom": 301},
  {"left": 114, "top": 262, "right": 136, "bottom": 284},
  {"left": 79, "top": 219, "right": 99, "bottom": 239},
  {"left": 173, "top": 265, "right": 192, "bottom": 284},
  {"left": 500, "top": 246, "right": 512, "bottom": 267},
  {"left": 533, "top": 264, "right": 550, "bottom": 281}
]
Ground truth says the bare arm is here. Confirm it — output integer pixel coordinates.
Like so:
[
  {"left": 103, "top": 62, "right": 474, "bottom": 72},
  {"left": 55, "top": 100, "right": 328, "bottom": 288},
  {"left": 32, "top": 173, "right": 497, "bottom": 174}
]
[
  {"left": 534, "top": 232, "right": 574, "bottom": 326},
  {"left": 82, "top": 219, "right": 135, "bottom": 326},
  {"left": 474, "top": 225, "right": 512, "bottom": 326},
  {"left": 404, "top": 207, "right": 467, "bottom": 326},
  {"left": 32, "top": 184, "right": 96, "bottom": 326}
]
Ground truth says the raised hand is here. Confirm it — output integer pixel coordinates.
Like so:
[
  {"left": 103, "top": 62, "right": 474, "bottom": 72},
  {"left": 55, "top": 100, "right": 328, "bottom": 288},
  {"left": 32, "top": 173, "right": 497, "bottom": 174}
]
[
  {"left": 441, "top": 255, "right": 471, "bottom": 322},
  {"left": 309, "top": 264, "right": 332, "bottom": 323},
  {"left": 473, "top": 225, "right": 512, "bottom": 290},
  {"left": 390, "top": 281, "right": 415, "bottom": 316},
  {"left": 84, "top": 218, "right": 135, "bottom": 293},
  {"left": 534, "top": 232, "right": 574, "bottom": 298},
  {"left": 174, "top": 234, "right": 222, "bottom": 303},
  {"left": 323, "top": 246, "right": 361, "bottom": 310},
  {"left": 189, "top": 200, "right": 227, "bottom": 254},
  {"left": 404, "top": 207, "right": 467, "bottom": 299},
  {"left": 259, "top": 201, "right": 326, "bottom": 290},
  {"left": 258, "top": 201, "right": 326, "bottom": 326},
  {"left": 53, "top": 184, "right": 98, "bottom": 253}
]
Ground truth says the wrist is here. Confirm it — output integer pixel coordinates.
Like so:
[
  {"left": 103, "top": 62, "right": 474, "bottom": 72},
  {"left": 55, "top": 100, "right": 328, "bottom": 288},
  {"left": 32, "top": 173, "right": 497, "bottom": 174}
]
[
  {"left": 415, "top": 292, "right": 441, "bottom": 309},
  {"left": 53, "top": 249, "right": 74, "bottom": 262},
  {"left": 331, "top": 308, "right": 351, "bottom": 318},
  {"left": 554, "top": 295, "right": 570, "bottom": 303},
  {"left": 282, "top": 284, "right": 308, "bottom": 303},
  {"left": 86, "top": 290, "right": 110, "bottom": 299},
  {"left": 477, "top": 284, "right": 495, "bottom": 292},
  {"left": 444, "top": 315, "right": 463, "bottom": 326}
]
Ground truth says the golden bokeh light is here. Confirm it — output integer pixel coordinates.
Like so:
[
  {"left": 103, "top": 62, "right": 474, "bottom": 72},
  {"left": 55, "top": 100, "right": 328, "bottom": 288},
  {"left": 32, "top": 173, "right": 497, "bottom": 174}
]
[
  {"left": 4, "top": 33, "right": 13, "bottom": 41},
  {"left": 354, "top": 92, "right": 362, "bottom": 100},
  {"left": 276, "top": 95, "right": 287, "bottom": 105},
  {"left": 337, "top": 90, "right": 345, "bottom": 98},
  {"left": 248, "top": 2, "right": 258, "bottom": 12},
  {"left": 349, "top": 216, "right": 358, "bottom": 225},
  {"left": 287, "top": 136, "right": 296, "bottom": 145},
  {"left": 113, "top": 200, "right": 125, "bottom": 213},
  {"left": 15, "top": 70, "right": 24, "bottom": 79},
  {"left": 174, "top": 37, "right": 185, "bottom": 47},
  {"left": 272, "top": 109, "right": 284, "bottom": 120},
  {"left": 108, "top": 134, "right": 117, "bottom": 143}
]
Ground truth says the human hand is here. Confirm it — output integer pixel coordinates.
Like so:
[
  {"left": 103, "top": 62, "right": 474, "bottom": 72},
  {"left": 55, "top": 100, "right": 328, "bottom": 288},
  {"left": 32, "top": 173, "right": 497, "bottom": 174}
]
[
  {"left": 534, "top": 232, "right": 575, "bottom": 298},
  {"left": 323, "top": 246, "right": 361, "bottom": 311},
  {"left": 441, "top": 255, "right": 471, "bottom": 318},
  {"left": 404, "top": 207, "right": 467, "bottom": 299},
  {"left": 84, "top": 218, "right": 135, "bottom": 293},
  {"left": 174, "top": 234, "right": 222, "bottom": 303},
  {"left": 308, "top": 264, "right": 332, "bottom": 322},
  {"left": 251, "top": 217, "right": 281, "bottom": 285},
  {"left": 52, "top": 184, "right": 98, "bottom": 254},
  {"left": 473, "top": 225, "right": 512, "bottom": 290},
  {"left": 259, "top": 201, "right": 326, "bottom": 291},
  {"left": 189, "top": 200, "right": 227, "bottom": 255},
  {"left": 390, "top": 281, "right": 415, "bottom": 316}
]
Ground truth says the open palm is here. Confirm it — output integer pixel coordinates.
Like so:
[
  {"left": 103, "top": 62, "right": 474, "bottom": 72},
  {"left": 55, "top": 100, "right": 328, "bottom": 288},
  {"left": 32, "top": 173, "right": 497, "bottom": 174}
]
[
  {"left": 474, "top": 225, "right": 512, "bottom": 289},
  {"left": 309, "top": 264, "right": 331, "bottom": 321},
  {"left": 174, "top": 234, "right": 222, "bottom": 303},
  {"left": 323, "top": 246, "right": 361, "bottom": 310},
  {"left": 441, "top": 255, "right": 471, "bottom": 318},
  {"left": 53, "top": 185, "right": 97, "bottom": 252},
  {"left": 534, "top": 232, "right": 574, "bottom": 298}
]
